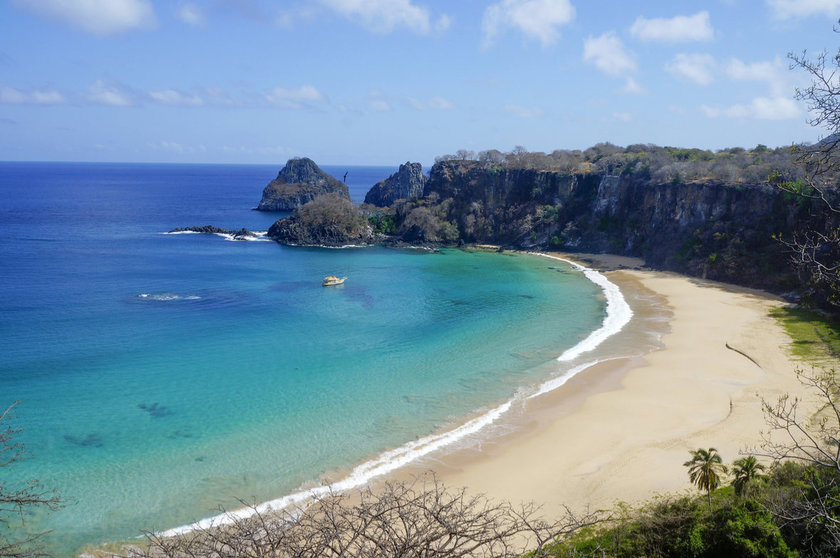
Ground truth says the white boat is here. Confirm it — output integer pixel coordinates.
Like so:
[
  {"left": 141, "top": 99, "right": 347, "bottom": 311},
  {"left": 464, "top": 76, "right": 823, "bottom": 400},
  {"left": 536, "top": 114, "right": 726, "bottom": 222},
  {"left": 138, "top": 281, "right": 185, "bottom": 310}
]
[{"left": 322, "top": 275, "right": 346, "bottom": 286}]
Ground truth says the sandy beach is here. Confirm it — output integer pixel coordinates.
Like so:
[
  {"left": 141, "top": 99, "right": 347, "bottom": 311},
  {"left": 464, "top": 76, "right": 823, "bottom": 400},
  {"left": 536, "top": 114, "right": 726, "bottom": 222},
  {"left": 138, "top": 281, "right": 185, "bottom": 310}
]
[{"left": 406, "top": 253, "right": 808, "bottom": 516}]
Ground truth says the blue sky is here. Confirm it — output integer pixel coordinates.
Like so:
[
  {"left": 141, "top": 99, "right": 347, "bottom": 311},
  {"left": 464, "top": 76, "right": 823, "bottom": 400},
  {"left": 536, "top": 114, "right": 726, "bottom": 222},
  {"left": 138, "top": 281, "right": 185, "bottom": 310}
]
[{"left": 1, "top": 0, "right": 838, "bottom": 165}]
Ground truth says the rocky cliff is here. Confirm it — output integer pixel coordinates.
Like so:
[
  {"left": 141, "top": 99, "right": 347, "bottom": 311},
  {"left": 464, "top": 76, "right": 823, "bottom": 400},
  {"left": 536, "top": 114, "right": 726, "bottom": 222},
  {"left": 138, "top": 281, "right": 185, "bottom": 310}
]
[
  {"left": 364, "top": 162, "right": 426, "bottom": 206},
  {"left": 256, "top": 158, "right": 349, "bottom": 211},
  {"left": 418, "top": 160, "right": 835, "bottom": 294}
]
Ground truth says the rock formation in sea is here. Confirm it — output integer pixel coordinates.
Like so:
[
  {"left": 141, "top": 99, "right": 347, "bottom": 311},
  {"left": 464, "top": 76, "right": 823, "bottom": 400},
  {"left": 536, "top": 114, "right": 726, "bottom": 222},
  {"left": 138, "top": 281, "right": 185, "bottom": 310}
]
[
  {"left": 169, "top": 225, "right": 258, "bottom": 239},
  {"left": 267, "top": 193, "right": 374, "bottom": 246},
  {"left": 256, "top": 157, "right": 350, "bottom": 211},
  {"left": 363, "top": 162, "right": 426, "bottom": 207}
]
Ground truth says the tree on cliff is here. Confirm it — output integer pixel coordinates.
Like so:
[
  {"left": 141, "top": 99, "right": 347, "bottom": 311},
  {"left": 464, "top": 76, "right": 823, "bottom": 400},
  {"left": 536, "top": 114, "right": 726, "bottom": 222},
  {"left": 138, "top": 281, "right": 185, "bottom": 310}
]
[
  {"left": 0, "top": 402, "right": 62, "bottom": 558},
  {"left": 778, "top": 33, "right": 840, "bottom": 308}
]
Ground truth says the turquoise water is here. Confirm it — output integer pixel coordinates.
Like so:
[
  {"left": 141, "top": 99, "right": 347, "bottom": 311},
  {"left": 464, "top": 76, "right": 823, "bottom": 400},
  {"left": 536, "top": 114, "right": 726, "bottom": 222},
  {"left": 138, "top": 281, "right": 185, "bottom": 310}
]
[{"left": 0, "top": 163, "right": 607, "bottom": 555}]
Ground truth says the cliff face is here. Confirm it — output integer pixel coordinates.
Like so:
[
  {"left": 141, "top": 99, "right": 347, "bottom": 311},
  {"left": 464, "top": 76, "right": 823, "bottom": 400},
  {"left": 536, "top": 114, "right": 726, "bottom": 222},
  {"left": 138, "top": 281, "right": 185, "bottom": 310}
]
[
  {"left": 364, "top": 162, "right": 426, "bottom": 207},
  {"left": 423, "top": 161, "right": 835, "bottom": 293},
  {"left": 256, "top": 158, "right": 350, "bottom": 211}
]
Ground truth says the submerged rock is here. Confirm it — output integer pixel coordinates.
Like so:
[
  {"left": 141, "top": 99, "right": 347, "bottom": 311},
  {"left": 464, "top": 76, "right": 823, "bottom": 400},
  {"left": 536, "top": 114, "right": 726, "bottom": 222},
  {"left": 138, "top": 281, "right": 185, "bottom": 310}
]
[
  {"left": 364, "top": 161, "right": 426, "bottom": 207},
  {"left": 256, "top": 157, "right": 349, "bottom": 211},
  {"left": 169, "top": 225, "right": 257, "bottom": 240}
]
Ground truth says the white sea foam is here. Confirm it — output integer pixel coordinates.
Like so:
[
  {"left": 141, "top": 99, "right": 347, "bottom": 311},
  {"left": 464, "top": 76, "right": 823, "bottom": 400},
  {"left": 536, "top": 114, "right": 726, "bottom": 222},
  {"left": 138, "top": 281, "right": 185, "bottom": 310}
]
[
  {"left": 531, "top": 254, "right": 633, "bottom": 363},
  {"left": 159, "top": 400, "right": 513, "bottom": 537},
  {"left": 158, "top": 252, "right": 633, "bottom": 539},
  {"left": 218, "top": 231, "right": 270, "bottom": 242}
]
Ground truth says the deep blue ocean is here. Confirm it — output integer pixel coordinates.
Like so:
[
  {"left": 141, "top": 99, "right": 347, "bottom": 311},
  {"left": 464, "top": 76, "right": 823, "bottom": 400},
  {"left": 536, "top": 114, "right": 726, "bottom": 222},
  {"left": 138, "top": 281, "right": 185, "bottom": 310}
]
[{"left": 0, "top": 162, "right": 612, "bottom": 556}]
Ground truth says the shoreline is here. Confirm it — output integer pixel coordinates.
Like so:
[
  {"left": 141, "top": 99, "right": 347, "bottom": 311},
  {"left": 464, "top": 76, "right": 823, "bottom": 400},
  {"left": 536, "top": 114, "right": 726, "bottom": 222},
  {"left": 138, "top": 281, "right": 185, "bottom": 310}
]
[
  {"left": 408, "top": 253, "right": 804, "bottom": 515},
  {"left": 101, "top": 251, "right": 804, "bottom": 553},
  {"left": 152, "top": 251, "right": 635, "bottom": 539}
]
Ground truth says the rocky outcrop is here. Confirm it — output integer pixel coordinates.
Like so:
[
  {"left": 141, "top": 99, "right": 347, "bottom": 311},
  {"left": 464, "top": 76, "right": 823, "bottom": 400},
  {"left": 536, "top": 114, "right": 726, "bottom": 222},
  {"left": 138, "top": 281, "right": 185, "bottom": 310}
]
[
  {"left": 267, "top": 193, "right": 374, "bottom": 246},
  {"left": 169, "top": 225, "right": 258, "bottom": 240},
  {"left": 364, "top": 162, "right": 426, "bottom": 206},
  {"left": 256, "top": 158, "right": 349, "bottom": 211}
]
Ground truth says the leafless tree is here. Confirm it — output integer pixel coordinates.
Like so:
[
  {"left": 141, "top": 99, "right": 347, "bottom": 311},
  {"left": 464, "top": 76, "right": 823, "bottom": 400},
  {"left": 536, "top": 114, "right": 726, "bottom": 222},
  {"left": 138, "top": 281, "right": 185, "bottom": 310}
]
[
  {"left": 774, "top": 38, "right": 840, "bottom": 308},
  {"left": 0, "top": 402, "right": 62, "bottom": 558},
  {"left": 755, "top": 368, "right": 840, "bottom": 552},
  {"left": 123, "top": 474, "right": 601, "bottom": 558}
]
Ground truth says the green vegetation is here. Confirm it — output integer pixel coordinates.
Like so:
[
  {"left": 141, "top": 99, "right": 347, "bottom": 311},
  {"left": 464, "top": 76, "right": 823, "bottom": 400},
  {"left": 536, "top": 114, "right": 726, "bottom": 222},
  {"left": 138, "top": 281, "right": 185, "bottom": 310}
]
[{"left": 770, "top": 307, "right": 840, "bottom": 361}]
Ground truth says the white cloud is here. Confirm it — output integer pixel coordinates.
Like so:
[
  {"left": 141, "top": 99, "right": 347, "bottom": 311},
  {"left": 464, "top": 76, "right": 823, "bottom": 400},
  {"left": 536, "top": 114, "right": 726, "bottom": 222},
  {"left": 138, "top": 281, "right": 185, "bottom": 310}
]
[
  {"left": 0, "top": 85, "right": 66, "bottom": 105},
  {"left": 149, "top": 89, "right": 203, "bottom": 106},
  {"left": 370, "top": 98, "right": 391, "bottom": 111},
  {"left": 701, "top": 97, "right": 800, "bottom": 120},
  {"left": 726, "top": 57, "right": 788, "bottom": 96},
  {"left": 506, "top": 104, "right": 544, "bottom": 118},
  {"left": 613, "top": 112, "right": 632, "bottom": 122},
  {"left": 583, "top": 32, "right": 636, "bottom": 77},
  {"left": 176, "top": 3, "right": 204, "bottom": 26},
  {"left": 429, "top": 96, "right": 455, "bottom": 110},
  {"left": 666, "top": 53, "right": 715, "bottom": 85},
  {"left": 629, "top": 11, "right": 713, "bottom": 42},
  {"left": 318, "top": 0, "right": 441, "bottom": 34},
  {"left": 435, "top": 14, "right": 451, "bottom": 33},
  {"left": 482, "top": 0, "right": 575, "bottom": 48},
  {"left": 88, "top": 80, "right": 134, "bottom": 106},
  {"left": 265, "top": 85, "right": 325, "bottom": 109},
  {"left": 622, "top": 77, "right": 645, "bottom": 94},
  {"left": 13, "top": 0, "right": 156, "bottom": 35},
  {"left": 767, "top": 0, "right": 840, "bottom": 19}
]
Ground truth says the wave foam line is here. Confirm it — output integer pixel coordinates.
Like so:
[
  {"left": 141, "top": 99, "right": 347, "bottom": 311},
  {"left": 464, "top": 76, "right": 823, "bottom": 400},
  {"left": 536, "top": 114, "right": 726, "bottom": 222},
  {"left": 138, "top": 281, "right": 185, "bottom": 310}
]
[
  {"left": 159, "top": 252, "right": 631, "bottom": 539},
  {"left": 159, "top": 400, "right": 513, "bottom": 537},
  {"left": 532, "top": 253, "right": 632, "bottom": 362}
]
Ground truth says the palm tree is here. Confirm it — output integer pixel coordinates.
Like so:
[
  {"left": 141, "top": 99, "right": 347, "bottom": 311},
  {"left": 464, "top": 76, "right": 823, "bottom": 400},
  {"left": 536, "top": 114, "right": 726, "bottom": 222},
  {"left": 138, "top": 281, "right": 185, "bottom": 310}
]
[
  {"left": 731, "top": 455, "right": 765, "bottom": 498},
  {"left": 684, "top": 447, "right": 728, "bottom": 512}
]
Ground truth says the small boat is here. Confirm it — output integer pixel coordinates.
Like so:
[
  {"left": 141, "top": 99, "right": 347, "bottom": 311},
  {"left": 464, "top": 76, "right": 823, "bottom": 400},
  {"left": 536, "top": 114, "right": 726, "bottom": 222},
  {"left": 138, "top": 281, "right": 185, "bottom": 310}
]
[{"left": 322, "top": 275, "right": 346, "bottom": 286}]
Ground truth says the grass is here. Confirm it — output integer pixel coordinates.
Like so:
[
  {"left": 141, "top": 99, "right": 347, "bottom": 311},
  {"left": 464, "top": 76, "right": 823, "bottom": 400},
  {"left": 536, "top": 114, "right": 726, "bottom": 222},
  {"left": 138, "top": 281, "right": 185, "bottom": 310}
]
[{"left": 770, "top": 306, "right": 840, "bottom": 362}]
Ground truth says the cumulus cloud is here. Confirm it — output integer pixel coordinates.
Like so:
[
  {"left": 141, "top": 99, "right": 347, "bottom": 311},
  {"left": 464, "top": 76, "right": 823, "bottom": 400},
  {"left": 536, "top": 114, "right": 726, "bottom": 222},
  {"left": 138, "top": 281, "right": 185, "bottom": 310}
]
[
  {"left": 726, "top": 57, "right": 788, "bottom": 96},
  {"left": 583, "top": 32, "right": 636, "bottom": 77},
  {"left": 318, "top": 0, "right": 441, "bottom": 34},
  {"left": 700, "top": 57, "right": 799, "bottom": 120},
  {"left": 506, "top": 104, "right": 544, "bottom": 118},
  {"left": 149, "top": 89, "right": 203, "bottom": 106},
  {"left": 666, "top": 53, "right": 715, "bottom": 85},
  {"left": 265, "top": 85, "right": 325, "bottom": 109},
  {"left": 482, "top": 0, "right": 575, "bottom": 48},
  {"left": 629, "top": 11, "right": 713, "bottom": 42},
  {"left": 0, "top": 85, "right": 66, "bottom": 105},
  {"left": 622, "top": 77, "right": 645, "bottom": 94},
  {"left": 428, "top": 96, "right": 455, "bottom": 110},
  {"left": 13, "top": 0, "right": 156, "bottom": 35},
  {"left": 88, "top": 80, "right": 134, "bottom": 106},
  {"left": 176, "top": 3, "right": 204, "bottom": 26},
  {"left": 700, "top": 97, "right": 800, "bottom": 120},
  {"left": 767, "top": 0, "right": 840, "bottom": 19}
]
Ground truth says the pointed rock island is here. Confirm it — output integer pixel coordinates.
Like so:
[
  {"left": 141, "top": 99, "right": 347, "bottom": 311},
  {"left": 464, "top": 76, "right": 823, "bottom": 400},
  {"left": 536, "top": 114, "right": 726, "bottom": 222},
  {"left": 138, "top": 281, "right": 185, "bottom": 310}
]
[{"left": 256, "top": 157, "right": 350, "bottom": 211}]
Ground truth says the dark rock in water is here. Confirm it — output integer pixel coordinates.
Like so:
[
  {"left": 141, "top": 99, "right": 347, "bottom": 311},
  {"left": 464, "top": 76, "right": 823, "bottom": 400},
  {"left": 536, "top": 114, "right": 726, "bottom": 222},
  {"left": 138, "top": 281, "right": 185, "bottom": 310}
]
[
  {"left": 169, "top": 225, "right": 257, "bottom": 240},
  {"left": 139, "top": 402, "right": 173, "bottom": 418},
  {"left": 267, "top": 193, "right": 374, "bottom": 247},
  {"left": 64, "top": 433, "right": 104, "bottom": 448},
  {"left": 256, "top": 157, "right": 350, "bottom": 211},
  {"left": 364, "top": 161, "right": 426, "bottom": 207}
]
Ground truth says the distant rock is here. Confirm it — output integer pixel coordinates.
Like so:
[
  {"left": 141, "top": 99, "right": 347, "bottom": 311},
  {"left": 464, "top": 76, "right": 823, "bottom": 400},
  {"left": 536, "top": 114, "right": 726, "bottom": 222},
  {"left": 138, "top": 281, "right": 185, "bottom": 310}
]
[
  {"left": 256, "top": 157, "right": 350, "bottom": 211},
  {"left": 364, "top": 162, "right": 426, "bottom": 207},
  {"left": 169, "top": 225, "right": 257, "bottom": 240}
]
